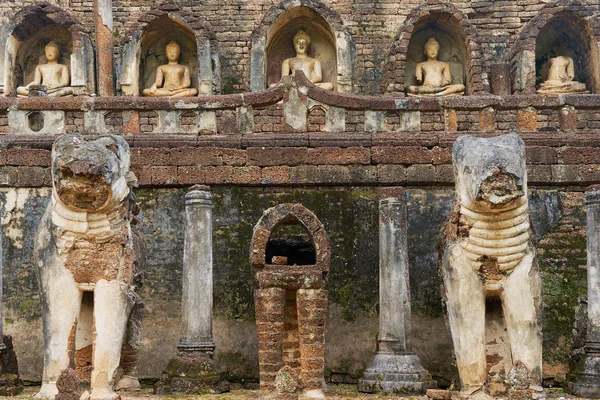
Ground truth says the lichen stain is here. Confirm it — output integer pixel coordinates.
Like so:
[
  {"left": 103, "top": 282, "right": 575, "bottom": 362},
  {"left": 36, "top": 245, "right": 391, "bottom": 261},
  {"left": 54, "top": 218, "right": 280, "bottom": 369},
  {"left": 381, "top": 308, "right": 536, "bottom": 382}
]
[{"left": 2, "top": 188, "right": 51, "bottom": 249}]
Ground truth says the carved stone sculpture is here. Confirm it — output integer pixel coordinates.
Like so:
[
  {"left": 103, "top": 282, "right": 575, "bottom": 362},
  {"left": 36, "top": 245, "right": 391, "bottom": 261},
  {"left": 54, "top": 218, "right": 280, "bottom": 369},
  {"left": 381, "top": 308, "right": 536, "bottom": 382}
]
[
  {"left": 537, "top": 56, "right": 587, "bottom": 94},
  {"left": 440, "top": 134, "right": 543, "bottom": 400},
  {"left": 34, "top": 134, "right": 144, "bottom": 400},
  {"left": 142, "top": 41, "right": 198, "bottom": 97},
  {"left": 281, "top": 30, "right": 334, "bottom": 90},
  {"left": 407, "top": 38, "right": 465, "bottom": 97},
  {"left": 17, "top": 41, "right": 74, "bottom": 97}
]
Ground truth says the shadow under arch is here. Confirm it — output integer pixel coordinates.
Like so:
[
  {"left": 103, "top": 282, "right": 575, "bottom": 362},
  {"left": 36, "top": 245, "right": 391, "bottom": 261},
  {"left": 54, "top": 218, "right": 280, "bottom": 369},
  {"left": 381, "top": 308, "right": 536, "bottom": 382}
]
[
  {"left": 250, "top": 203, "right": 330, "bottom": 272},
  {"left": 509, "top": 1, "right": 600, "bottom": 94},
  {"left": 250, "top": 0, "right": 355, "bottom": 93},
  {"left": 384, "top": 1, "right": 489, "bottom": 96},
  {"left": 118, "top": 6, "right": 220, "bottom": 96},
  {"left": 0, "top": 3, "right": 95, "bottom": 96}
]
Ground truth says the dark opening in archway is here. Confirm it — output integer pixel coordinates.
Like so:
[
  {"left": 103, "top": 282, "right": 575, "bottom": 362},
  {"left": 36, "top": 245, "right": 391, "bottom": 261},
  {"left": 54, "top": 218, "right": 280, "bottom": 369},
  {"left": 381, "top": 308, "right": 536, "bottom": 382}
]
[{"left": 265, "top": 223, "right": 316, "bottom": 265}]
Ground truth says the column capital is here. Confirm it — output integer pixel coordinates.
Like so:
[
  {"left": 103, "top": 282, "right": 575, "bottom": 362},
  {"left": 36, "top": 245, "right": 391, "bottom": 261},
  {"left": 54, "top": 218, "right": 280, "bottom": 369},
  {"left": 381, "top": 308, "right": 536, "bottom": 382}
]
[{"left": 185, "top": 185, "right": 212, "bottom": 206}]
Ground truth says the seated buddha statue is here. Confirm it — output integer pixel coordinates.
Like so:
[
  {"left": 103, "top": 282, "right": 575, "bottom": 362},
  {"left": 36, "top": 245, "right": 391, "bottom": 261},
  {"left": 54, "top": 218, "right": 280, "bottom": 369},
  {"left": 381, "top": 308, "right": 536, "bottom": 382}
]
[
  {"left": 281, "top": 30, "right": 334, "bottom": 90},
  {"left": 17, "top": 41, "right": 74, "bottom": 97},
  {"left": 537, "top": 56, "right": 587, "bottom": 94},
  {"left": 407, "top": 38, "right": 465, "bottom": 97},
  {"left": 142, "top": 41, "right": 198, "bottom": 97}
]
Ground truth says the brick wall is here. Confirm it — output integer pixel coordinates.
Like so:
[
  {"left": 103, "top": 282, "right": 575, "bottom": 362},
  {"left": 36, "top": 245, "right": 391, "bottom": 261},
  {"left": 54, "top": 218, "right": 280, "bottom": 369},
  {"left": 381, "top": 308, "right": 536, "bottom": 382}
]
[{"left": 4, "top": 0, "right": 599, "bottom": 95}]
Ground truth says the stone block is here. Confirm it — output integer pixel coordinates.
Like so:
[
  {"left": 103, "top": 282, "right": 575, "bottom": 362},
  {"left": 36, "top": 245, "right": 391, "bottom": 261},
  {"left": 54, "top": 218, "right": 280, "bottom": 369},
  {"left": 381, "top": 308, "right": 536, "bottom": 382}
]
[
  {"left": 517, "top": 107, "right": 537, "bottom": 132},
  {"left": 8, "top": 110, "right": 66, "bottom": 134}
]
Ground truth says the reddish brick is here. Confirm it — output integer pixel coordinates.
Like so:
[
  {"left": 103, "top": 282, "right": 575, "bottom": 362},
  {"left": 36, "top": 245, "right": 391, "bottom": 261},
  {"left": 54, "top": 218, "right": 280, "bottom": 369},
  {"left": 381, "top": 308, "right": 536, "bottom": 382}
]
[
  {"left": 177, "top": 166, "right": 233, "bottom": 185},
  {"left": 221, "top": 149, "right": 247, "bottom": 166},
  {"left": 558, "top": 106, "right": 576, "bottom": 132},
  {"left": 150, "top": 166, "right": 177, "bottom": 185},
  {"left": 6, "top": 149, "right": 51, "bottom": 166},
  {"left": 260, "top": 166, "right": 290, "bottom": 185},
  {"left": 445, "top": 109, "right": 458, "bottom": 132},
  {"left": 122, "top": 111, "right": 140, "bottom": 134},
  {"left": 517, "top": 108, "right": 537, "bottom": 132},
  {"left": 372, "top": 146, "right": 448, "bottom": 165},
  {"left": 170, "top": 148, "right": 223, "bottom": 166},
  {"left": 479, "top": 108, "right": 496, "bottom": 131},
  {"left": 527, "top": 165, "right": 552, "bottom": 184},
  {"left": 527, "top": 146, "right": 558, "bottom": 165},
  {"left": 232, "top": 166, "right": 261, "bottom": 184},
  {"left": 130, "top": 148, "right": 170, "bottom": 167},
  {"left": 558, "top": 147, "right": 600, "bottom": 164},
  {"left": 247, "top": 147, "right": 307, "bottom": 166},
  {"left": 306, "top": 147, "right": 370, "bottom": 165}
]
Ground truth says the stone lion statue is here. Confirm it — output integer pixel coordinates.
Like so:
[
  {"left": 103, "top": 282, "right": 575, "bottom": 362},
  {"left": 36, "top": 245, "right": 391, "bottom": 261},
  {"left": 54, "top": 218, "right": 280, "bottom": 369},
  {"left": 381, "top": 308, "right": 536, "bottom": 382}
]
[
  {"left": 34, "top": 134, "right": 144, "bottom": 400},
  {"left": 439, "top": 134, "right": 543, "bottom": 400}
]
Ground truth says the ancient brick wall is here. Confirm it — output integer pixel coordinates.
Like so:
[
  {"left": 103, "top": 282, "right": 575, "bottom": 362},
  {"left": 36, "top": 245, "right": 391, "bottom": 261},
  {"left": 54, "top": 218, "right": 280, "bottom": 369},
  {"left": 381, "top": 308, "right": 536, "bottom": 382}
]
[{"left": 4, "top": 0, "right": 598, "bottom": 94}]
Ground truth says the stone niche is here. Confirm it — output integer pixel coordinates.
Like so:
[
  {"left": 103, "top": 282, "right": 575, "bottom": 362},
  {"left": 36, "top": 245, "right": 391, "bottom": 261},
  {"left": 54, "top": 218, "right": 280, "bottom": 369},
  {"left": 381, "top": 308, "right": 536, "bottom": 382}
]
[
  {"left": 120, "top": 14, "right": 218, "bottom": 96},
  {"left": 0, "top": 6, "right": 94, "bottom": 96},
  {"left": 250, "top": 203, "right": 330, "bottom": 398},
  {"left": 535, "top": 13, "right": 599, "bottom": 92},
  {"left": 251, "top": 5, "right": 354, "bottom": 93},
  {"left": 267, "top": 8, "right": 337, "bottom": 89},
  {"left": 405, "top": 22, "right": 466, "bottom": 92}
]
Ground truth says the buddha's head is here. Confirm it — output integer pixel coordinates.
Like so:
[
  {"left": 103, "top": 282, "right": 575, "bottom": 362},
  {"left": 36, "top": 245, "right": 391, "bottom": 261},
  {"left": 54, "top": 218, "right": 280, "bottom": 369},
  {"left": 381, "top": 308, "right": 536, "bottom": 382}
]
[
  {"left": 293, "top": 30, "right": 310, "bottom": 55},
  {"left": 165, "top": 41, "right": 181, "bottom": 62},
  {"left": 45, "top": 41, "right": 60, "bottom": 62},
  {"left": 424, "top": 38, "right": 440, "bottom": 60}
]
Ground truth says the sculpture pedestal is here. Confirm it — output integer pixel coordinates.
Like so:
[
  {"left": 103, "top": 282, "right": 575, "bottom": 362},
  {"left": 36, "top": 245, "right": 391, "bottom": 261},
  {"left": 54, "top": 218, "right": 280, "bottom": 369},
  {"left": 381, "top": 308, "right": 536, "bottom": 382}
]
[
  {"left": 155, "top": 347, "right": 228, "bottom": 395},
  {"left": 358, "top": 352, "right": 436, "bottom": 394},
  {"left": 569, "top": 343, "right": 600, "bottom": 398}
]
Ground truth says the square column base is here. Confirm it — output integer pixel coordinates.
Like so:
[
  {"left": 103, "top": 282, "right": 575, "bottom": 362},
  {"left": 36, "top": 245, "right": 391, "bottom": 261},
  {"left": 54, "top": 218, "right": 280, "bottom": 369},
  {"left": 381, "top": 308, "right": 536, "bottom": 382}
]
[
  {"left": 154, "top": 354, "right": 229, "bottom": 395},
  {"left": 569, "top": 351, "right": 600, "bottom": 398},
  {"left": 358, "top": 353, "right": 436, "bottom": 394}
]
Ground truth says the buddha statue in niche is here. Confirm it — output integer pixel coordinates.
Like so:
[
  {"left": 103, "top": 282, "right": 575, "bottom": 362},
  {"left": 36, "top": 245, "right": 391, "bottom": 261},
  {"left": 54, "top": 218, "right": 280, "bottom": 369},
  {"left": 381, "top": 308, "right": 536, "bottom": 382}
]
[
  {"left": 281, "top": 30, "right": 334, "bottom": 90},
  {"left": 537, "top": 55, "right": 587, "bottom": 94},
  {"left": 17, "top": 41, "right": 74, "bottom": 97},
  {"left": 407, "top": 38, "right": 465, "bottom": 97},
  {"left": 142, "top": 41, "right": 198, "bottom": 97}
]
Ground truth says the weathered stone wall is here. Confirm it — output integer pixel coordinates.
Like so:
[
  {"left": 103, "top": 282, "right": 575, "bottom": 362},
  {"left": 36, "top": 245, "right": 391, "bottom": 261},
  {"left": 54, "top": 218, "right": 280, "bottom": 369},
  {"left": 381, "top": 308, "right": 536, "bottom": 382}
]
[{"left": 2, "top": 186, "right": 583, "bottom": 385}]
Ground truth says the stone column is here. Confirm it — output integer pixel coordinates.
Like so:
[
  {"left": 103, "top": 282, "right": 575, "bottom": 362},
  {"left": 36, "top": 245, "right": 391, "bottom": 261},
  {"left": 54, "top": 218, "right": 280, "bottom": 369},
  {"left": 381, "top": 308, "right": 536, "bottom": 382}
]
[
  {"left": 570, "top": 186, "right": 600, "bottom": 398},
  {"left": 157, "top": 185, "right": 227, "bottom": 395},
  {"left": 178, "top": 185, "right": 215, "bottom": 355},
  {"left": 359, "top": 188, "right": 436, "bottom": 394},
  {"left": 94, "top": 0, "right": 114, "bottom": 96}
]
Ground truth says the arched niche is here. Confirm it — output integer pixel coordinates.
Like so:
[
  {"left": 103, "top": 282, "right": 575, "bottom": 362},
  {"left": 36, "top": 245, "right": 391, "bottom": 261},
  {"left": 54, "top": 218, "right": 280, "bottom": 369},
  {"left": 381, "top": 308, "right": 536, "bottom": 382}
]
[
  {"left": 405, "top": 21, "right": 466, "bottom": 91},
  {"left": 16, "top": 25, "right": 73, "bottom": 91},
  {"left": 250, "top": 203, "right": 330, "bottom": 272},
  {"left": 119, "top": 12, "right": 219, "bottom": 96},
  {"left": 509, "top": 1, "right": 600, "bottom": 94},
  {"left": 266, "top": 7, "right": 337, "bottom": 90},
  {"left": 535, "top": 12, "right": 599, "bottom": 92},
  {"left": 384, "top": 3, "right": 489, "bottom": 95},
  {"left": 250, "top": 1, "right": 355, "bottom": 93},
  {"left": 0, "top": 4, "right": 95, "bottom": 96}
]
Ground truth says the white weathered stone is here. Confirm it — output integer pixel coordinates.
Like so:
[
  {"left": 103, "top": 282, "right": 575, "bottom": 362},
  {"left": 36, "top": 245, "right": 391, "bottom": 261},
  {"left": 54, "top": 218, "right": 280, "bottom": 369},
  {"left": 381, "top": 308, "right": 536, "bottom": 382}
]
[
  {"left": 9, "top": 110, "right": 65, "bottom": 134},
  {"left": 441, "top": 134, "right": 542, "bottom": 399}
]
